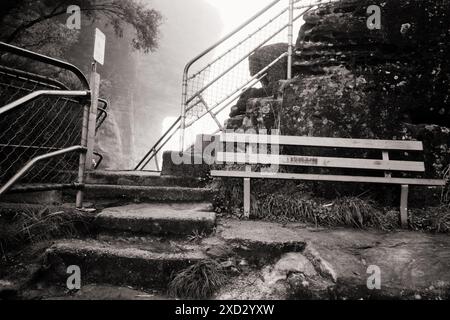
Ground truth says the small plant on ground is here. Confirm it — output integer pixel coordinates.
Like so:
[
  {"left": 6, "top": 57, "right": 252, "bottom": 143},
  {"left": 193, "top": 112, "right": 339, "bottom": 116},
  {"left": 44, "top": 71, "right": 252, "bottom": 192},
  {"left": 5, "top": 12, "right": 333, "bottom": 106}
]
[
  {"left": 332, "top": 197, "right": 398, "bottom": 230},
  {"left": 187, "top": 229, "right": 206, "bottom": 243},
  {"left": 168, "top": 259, "right": 228, "bottom": 299}
]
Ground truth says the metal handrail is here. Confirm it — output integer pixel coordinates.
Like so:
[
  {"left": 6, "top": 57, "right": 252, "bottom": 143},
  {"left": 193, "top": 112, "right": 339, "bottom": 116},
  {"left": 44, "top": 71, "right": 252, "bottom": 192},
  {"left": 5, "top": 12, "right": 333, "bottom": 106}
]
[
  {"left": 0, "top": 42, "right": 106, "bottom": 199},
  {"left": 0, "top": 90, "right": 89, "bottom": 115},
  {"left": 187, "top": 5, "right": 290, "bottom": 82},
  {"left": 0, "top": 42, "right": 90, "bottom": 90},
  {"left": 96, "top": 98, "right": 109, "bottom": 132},
  {"left": 0, "top": 66, "right": 108, "bottom": 132},
  {"left": 0, "top": 43, "right": 109, "bottom": 172},
  {"left": 135, "top": 0, "right": 333, "bottom": 171},
  {"left": 0, "top": 146, "right": 86, "bottom": 195},
  {"left": 181, "top": 0, "right": 284, "bottom": 78},
  {"left": 134, "top": 73, "right": 269, "bottom": 171},
  {"left": 0, "top": 65, "right": 69, "bottom": 90},
  {"left": 134, "top": 116, "right": 182, "bottom": 170},
  {"left": 180, "top": 0, "right": 285, "bottom": 149},
  {"left": 185, "top": 53, "right": 288, "bottom": 128},
  {"left": 180, "top": 1, "right": 315, "bottom": 151},
  {"left": 0, "top": 89, "right": 90, "bottom": 196},
  {"left": 93, "top": 151, "right": 104, "bottom": 170},
  {"left": 184, "top": 8, "right": 307, "bottom": 107},
  {"left": 135, "top": 0, "right": 291, "bottom": 171}
]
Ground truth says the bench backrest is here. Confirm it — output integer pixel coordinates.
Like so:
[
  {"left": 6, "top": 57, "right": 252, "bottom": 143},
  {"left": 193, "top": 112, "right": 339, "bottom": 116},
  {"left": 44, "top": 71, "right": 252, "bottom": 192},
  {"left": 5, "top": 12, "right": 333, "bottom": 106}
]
[{"left": 216, "top": 133, "right": 425, "bottom": 174}]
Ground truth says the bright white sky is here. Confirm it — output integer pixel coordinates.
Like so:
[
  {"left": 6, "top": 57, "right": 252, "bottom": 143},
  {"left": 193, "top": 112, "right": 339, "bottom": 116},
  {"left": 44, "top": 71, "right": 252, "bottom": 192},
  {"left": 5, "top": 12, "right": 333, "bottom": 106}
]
[{"left": 207, "top": 0, "right": 275, "bottom": 34}]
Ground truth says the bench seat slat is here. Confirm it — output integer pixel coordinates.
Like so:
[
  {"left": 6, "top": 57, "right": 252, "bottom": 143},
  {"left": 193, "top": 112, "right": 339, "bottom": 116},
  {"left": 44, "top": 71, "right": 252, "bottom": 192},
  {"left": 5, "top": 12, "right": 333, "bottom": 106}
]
[
  {"left": 220, "top": 133, "right": 423, "bottom": 151},
  {"left": 210, "top": 170, "right": 446, "bottom": 186},
  {"left": 217, "top": 152, "right": 425, "bottom": 172}
]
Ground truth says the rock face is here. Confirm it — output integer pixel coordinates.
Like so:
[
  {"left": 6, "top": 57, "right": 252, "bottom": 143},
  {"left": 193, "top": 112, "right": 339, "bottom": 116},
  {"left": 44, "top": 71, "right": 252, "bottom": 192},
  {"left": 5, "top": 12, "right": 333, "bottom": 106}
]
[
  {"left": 283, "top": 0, "right": 450, "bottom": 178},
  {"left": 225, "top": 0, "right": 450, "bottom": 179},
  {"left": 249, "top": 43, "right": 288, "bottom": 91},
  {"left": 214, "top": 220, "right": 450, "bottom": 300},
  {"left": 225, "top": 43, "right": 288, "bottom": 131},
  {"left": 293, "top": 0, "right": 450, "bottom": 124}
]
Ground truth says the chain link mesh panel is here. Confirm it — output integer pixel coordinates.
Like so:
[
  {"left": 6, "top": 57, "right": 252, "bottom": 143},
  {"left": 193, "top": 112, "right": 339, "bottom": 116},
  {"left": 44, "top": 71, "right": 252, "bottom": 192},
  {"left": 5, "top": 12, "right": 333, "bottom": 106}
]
[
  {"left": 181, "top": 0, "right": 341, "bottom": 150},
  {"left": 0, "top": 67, "right": 86, "bottom": 188},
  {"left": 183, "top": 0, "right": 289, "bottom": 145},
  {"left": 134, "top": 0, "right": 342, "bottom": 170},
  {"left": 0, "top": 43, "right": 99, "bottom": 192}
]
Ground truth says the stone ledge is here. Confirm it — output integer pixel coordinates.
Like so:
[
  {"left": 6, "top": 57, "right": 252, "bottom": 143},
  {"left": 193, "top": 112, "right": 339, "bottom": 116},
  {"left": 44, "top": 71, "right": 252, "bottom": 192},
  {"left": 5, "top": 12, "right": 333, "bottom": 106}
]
[{"left": 95, "top": 203, "right": 216, "bottom": 237}]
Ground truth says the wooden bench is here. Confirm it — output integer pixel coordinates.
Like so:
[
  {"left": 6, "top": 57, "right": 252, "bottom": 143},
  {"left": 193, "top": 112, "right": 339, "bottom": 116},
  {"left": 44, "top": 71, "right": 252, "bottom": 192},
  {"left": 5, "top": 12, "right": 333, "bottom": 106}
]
[{"left": 211, "top": 133, "right": 446, "bottom": 227}]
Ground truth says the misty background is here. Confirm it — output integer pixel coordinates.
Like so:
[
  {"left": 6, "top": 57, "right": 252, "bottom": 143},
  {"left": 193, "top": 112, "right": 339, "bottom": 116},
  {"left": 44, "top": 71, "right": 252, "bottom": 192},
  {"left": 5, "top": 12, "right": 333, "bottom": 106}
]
[{"left": 90, "top": 0, "right": 274, "bottom": 169}]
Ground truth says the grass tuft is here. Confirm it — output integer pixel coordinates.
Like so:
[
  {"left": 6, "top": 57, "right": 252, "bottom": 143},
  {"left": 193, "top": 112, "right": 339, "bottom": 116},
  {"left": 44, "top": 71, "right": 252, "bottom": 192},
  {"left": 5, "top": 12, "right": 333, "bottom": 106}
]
[
  {"left": 410, "top": 205, "right": 450, "bottom": 233},
  {"left": 254, "top": 193, "right": 397, "bottom": 230},
  {"left": 168, "top": 260, "right": 228, "bottom": 299},
  {"left": 0, "top": 205, "right": 91, "bottom": 255}
]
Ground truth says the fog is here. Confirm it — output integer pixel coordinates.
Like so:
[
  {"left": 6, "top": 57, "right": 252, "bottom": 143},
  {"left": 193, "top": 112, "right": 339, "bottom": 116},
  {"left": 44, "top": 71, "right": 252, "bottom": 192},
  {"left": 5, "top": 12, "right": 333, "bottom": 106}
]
[
  {"left": 94, "top": 0, "right": 225, "bottom": 169},
  {"left": 96, "top": 0, "right": 287, "bottom": 169},
  {"left": 137, "top": 0, "right": 277, "bottom": 163}
]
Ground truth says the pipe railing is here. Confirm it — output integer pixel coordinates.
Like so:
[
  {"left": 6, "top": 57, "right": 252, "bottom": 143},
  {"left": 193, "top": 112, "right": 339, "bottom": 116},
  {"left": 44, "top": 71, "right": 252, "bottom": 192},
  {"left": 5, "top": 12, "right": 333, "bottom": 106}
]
[
  {"left": 0, "top": 42, "right": 108, "bottom": 201},
  {"left": 135, "top": 0, "right": 337, "bottom": 171},
  {"left": 0, "top": 42, "right": 89, "bottom": 90},
  {"left": 0, "top": 146, "right": 87, "bottom": 195}
]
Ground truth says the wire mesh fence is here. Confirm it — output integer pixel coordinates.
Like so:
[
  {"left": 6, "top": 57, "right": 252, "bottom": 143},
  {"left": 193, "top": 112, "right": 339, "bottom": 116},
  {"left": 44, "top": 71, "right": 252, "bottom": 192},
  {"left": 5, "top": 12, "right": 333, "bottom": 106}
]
[
  {"left": 183, "top": 0, "right": 290, "bottom": 147},
  {"left": 180, "top": 0, "right": 340, "bottom": 151},
  {"left": 0, "top": 43, "right": 103, "bottom": 193},
  {"left": 0, "top": 66, "right": 87, "bottom": 189},
  {"left": 135, "top": 0, "right": 342, "bottom": 170}
]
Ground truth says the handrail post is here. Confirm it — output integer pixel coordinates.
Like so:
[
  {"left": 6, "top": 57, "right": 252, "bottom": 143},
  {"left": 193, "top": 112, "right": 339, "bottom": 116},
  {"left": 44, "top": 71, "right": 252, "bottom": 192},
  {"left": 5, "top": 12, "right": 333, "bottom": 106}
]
[
  {"left": 76, "top": 102, "right": 89, "bottom": 208},
  {"left": 85, "top": 62, "right": 100, "bottom": 167},
  {"left": 287, "top": 0, "right": 295, "bottom": 79},
  {"left": 76, "top": 62, "right": 99, "bottom": 208},
  {"left": 180, "top": 73, "right": 188, "bottom": 151},
  {"left": 153, "top": 148, "right": 161, "bottom": 171},
  {"left": 76, "top": 90, "right": 92, "bottom": 208}
]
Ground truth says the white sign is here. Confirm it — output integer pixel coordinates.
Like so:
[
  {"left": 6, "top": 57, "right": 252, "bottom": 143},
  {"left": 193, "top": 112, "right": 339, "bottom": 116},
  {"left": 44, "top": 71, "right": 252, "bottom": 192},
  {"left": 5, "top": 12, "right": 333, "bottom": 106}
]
[{"left": 93, "top": 28, "right": 106, "bottom": 65}]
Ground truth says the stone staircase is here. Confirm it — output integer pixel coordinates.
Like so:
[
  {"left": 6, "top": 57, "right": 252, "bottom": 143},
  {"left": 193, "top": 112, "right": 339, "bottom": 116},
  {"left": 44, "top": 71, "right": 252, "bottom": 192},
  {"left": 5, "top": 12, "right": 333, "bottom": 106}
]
[
  {"left": 44, "top": 168, "right": 217, "bottom": 294},
  {"left": 81, "top": 170, "right": 213, "bottom": 203}
]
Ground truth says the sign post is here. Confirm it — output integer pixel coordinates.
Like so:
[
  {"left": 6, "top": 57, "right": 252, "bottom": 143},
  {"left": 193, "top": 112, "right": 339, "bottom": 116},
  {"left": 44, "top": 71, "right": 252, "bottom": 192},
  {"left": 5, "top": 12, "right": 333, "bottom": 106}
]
[
  {"left": 86, "top": 28, "right": 105, "bottom": 167},
  {"left": 93, "top": 28, "right": 106, "bottom": 66},
  {"left": 76, "top": 28, "right": 105, "bottom": 208}
]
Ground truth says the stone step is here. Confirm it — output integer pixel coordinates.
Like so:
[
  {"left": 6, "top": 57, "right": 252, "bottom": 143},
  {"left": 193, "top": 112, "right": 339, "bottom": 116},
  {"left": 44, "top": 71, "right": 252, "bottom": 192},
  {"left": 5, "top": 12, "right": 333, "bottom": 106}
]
[
  {"left": 45, "top": 238, "right": 207, "bottom": 290},
  {"left": 86, "top": 170, "right": 206, "bottom": 188},
  {"left": 0, "top": 189, "right": 62, "bottom": 205},
  {"left": 161, "top": 151, "right": 210, "bottom": 178},
  {"left": 81, "top": 184, "right": 214, "bottom": 203},
  {"left": 95, "top": 203, "right": 216, "bottom": 237}
]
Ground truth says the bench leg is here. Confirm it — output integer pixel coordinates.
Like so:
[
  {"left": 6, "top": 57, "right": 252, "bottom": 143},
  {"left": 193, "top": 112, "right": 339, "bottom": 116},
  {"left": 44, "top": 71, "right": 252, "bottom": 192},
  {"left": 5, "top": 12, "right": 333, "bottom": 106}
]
[
  {"left": 400, "top": 185, "right": 409, "bottom": 228},
  {"left": 243, "top": 178, "right": 251, "bottom": 218}
]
